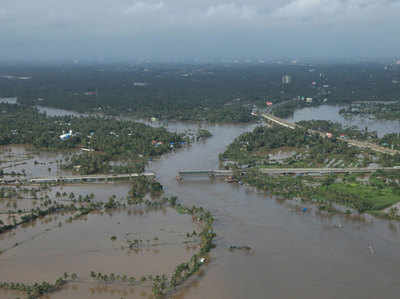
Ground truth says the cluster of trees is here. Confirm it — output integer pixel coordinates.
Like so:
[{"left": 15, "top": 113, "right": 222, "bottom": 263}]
[
  {"left": 0, "top": 105, "right": 183, "bottom": 153},
  {"left": 0, "top": 103, "right": 184, "bottom": 174},
  {"left": 0, "top": 203, "right": 76, "bottom": 234},
  {"left": 55, "top": 191, "right": 95, "bottom": 202},
  {"left": 222, "top": 124, "right": 363, "bottom": 167},
  {"left": 296, "top": 120, "right": 378, "bottom": 140},
  {"left": 0, "top": 274, "right": 77, "bottom": 299},
  {"left": 90, "top": 271, "right": 137, "bottom": 284},
  {"left": 0, "top": 186, "right": 55, "bottom": 214},
  {"left": 380, "top": 133, "right": 400, "bottom": 150},
  {"left": 128, "top": 176, "right": 163, "bottom": 199},
  {"left": 0, "top": 194, "right": 118, "bottom": 235},
  {"left": 196, "top": 129, "right": 213, "bottom": 140}
]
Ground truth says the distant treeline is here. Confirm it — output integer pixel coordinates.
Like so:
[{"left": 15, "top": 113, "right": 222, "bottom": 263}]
[{"left": 1, "top": 63, "right": 398, "bottom": 121}]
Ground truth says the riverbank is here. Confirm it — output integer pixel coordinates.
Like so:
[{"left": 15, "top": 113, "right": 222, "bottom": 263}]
[{"left": 221, "top": 121, "right": 400, "bottom": 217}]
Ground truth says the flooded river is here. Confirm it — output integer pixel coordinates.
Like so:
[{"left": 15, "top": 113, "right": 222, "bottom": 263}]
[
  {"left": 144, "top": 120, "right": 400, "bottom": 299},
  {"left": 287, "top": 104, "right": 400, "bottom": 137},
  {"left": 2, "top": 106, "right": 400, "bottom": 298}
]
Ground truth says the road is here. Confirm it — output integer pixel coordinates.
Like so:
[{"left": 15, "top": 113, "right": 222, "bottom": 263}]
[
  {"left": 179, "top": 167, "right": 400, "bottom": 177},
  {"left": 261, "top": 113, "right": 399, "bottom": 155},
  {"left": 30, "top": 172, "right": 155, "bottom": 183},
  {"left": 259, "top": 167, "right": 400, "bottom": 175}
]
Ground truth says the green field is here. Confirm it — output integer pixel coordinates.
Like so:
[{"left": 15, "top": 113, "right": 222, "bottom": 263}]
[{"left": 318, "top": 183, "right": 400, "bottom": 212}]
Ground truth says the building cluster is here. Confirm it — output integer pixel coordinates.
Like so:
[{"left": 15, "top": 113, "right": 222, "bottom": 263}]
[
  {"left": 0, "top": 97, "right": 18, "bottom": 104},
  {"left": 282, "top": 75, "right": 292, "bottom": 85}
]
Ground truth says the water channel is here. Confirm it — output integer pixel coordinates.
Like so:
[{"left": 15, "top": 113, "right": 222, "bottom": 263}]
[
  {"left": 287, "top": 104, "right": 400, "bottom": 137},
  {"left": 3, "top": 105, "right": 400, "bottom": 298}
]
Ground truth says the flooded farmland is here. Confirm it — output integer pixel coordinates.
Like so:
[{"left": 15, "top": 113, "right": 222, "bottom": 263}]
[
  {"left": 2, "top": 106, "right": 400, "bottom": 298},
  {"left": 0, "top": 145, "right": 72, "bottom": 180},
  {"left": 0, "top": 208, "right": 196, "bottom": 283}
]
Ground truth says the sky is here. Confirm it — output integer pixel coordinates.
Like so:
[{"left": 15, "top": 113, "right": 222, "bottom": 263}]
[{"left": 0, "top": 0, "right": 399, "bottom": 62}]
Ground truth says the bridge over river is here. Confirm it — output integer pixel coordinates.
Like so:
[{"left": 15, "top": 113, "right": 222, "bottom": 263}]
[
  {"left": 261, "top": 113, "right": 399, "bottom": 156},
  {"left": 179, "top": 170, "right": 234, "bottom": 177},
  {"left": 30, "top": 172, "right": 155, "bottom": 183},
  {"left": 179, "top": 167, "right": 400, "bottom": 177}
]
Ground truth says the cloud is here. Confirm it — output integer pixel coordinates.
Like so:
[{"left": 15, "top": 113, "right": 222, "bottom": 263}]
[
  {"left": 0, "top": 8, "right": 7, "bottom": 18},
  {"left": 205, "top": 3, "right": 257, "bottom": 20},
  {"left": 270, "top": 0, "right": 400, "bottom": 23},
  {"left": 123, "top": 1, "right": 165, "bottom": 15},
  {"left": 0, "top": 0, "right": 399, "bottom": 60}
]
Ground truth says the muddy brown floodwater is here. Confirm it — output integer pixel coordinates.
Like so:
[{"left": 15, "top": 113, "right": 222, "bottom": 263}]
[
  {"left": 1, "top": 106, "right": 400, "bottom": 298},
  {"left": 0, "top": 208, "right": 196, "bottom": 283},
  {"left": 144, "top": 120, "right": 400, "bottom": 299},
  {"left": 0, "top": 145, "right": 73, "bottom": 179}
]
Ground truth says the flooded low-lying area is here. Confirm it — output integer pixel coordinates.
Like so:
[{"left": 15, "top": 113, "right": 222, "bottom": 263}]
[
  {"left": 286, "top": 104, "right": 400, "bottom": 137},
  {"left": 0, "top": 183, "right": 133, "bottom": 214},
  {"left": 2, "top": 105, "right": 400, "bottom": 298},
  {"left": 0, "top": 145, "right": 72, "bottom": 180},
  {"left": 0, "top": 207, "right": 196, "bottom": 284},
  {"left": 0, "top": 289, "right": 26, "bottom": 299},
  {"left": 0, "top": 197, "right": 47, "bottom": 213},
  {"left": 0, "top": 211, "right": 76, "bottom": 253},
  {"left": 52, "top": 282, "right": 154, "bottom": 299},
  {"left": 48, "top": 183, "right": 132, "bottom": 203}
]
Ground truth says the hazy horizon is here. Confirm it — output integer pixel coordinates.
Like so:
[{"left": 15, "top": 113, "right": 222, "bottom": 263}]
[{"left": 1, "top": 1, "right": 400, "bottom": 62}]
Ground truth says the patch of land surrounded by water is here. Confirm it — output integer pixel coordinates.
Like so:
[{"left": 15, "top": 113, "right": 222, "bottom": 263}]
[{"left": 221, "top": 119, "right": 400, "bottom": 218}]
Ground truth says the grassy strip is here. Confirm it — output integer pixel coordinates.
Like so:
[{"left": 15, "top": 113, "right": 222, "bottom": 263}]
[
  {"left": 241, "top": 170, "right": 400, "bottom": 214},
  {"left": 317, "top": 183, "right": 400, "bottom": 212}
]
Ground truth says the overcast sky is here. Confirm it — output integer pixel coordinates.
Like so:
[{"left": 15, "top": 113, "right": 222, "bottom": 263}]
[{"left": 1, "top": 0, "right": 399, "bottom": 62}]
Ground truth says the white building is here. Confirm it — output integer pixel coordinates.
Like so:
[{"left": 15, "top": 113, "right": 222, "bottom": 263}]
[{"left": 60, "top": 130, "right": 73, "bottom": 141}]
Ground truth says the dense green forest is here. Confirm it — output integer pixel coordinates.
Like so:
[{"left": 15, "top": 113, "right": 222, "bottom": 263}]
[
  {"left": 221, "top": 124, "right": 367, "bottom": 168},
  {"left": 1, "top": 62, "right": 399, "bottom": 121},
  {"left": 0, "top": 103, "right": 184, "bottom": 174},
  {"left": 222, "top": 120, "right": 400, "bottom": 168}
]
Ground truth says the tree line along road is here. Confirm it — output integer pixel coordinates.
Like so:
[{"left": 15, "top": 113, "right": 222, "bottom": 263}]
[{"left": 261, "top": 113, "right": 399, "bottom": 156}]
